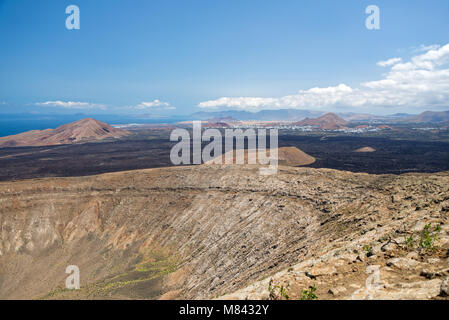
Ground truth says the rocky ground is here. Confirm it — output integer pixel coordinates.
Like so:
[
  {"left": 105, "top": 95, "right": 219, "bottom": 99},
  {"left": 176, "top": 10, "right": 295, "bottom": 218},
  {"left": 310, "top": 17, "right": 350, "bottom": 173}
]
[{"left": 0, "top": 165, "right": 448, "bottom": 299}]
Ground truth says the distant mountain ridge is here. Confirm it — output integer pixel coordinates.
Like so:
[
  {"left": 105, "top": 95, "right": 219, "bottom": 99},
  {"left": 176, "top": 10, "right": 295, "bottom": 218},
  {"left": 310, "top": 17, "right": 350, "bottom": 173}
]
[
  {"left": 191, "top": 109, "right": 449, "bottom": 123},
  {"left": 403, "top": 110, "right": 449, "bottom": 123},
  {"left": 0, "top": 118, "right": 130, "bottom": 148},
  {"left": 190, "top": 109, "right": 324, "bottom": 121}
]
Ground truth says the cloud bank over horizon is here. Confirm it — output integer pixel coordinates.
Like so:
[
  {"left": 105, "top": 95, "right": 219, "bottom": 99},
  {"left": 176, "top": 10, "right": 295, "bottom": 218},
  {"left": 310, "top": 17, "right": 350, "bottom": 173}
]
[
  {"left": 31, "top": 44, "right": 449, "bottom": 115},
  {"left": 135, "top": 99, "right": 175, "bottom": 110},
  {"left": 35, "top": 101, "right": 107, "bottom": 110},
  {"left": 34, "top": 99, "right": 175, "bottom": 112},
  {"left": 198, "top": 44, "right": 449, "bottom": 113}
]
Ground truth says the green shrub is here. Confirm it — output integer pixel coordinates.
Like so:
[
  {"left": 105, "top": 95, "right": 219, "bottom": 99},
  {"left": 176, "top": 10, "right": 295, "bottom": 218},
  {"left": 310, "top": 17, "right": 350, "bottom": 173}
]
[
  {"left": 268, "top": 279, "right": 290, "bottom": 300},
  {"left": 418, "top": 223, "right": 441, "bottom": 250},
  {"left": 301, "top": 284, "right": 318, "bottom": 300},
  {"left": 405, "top": 235, "right": 414, "bottom": 248}
]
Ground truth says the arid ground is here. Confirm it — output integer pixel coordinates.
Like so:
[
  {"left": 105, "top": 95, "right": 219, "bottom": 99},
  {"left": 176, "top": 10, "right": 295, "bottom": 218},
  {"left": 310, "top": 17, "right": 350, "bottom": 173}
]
[{"left": 0, "top": 164, "right": 448, "bottom": 299}]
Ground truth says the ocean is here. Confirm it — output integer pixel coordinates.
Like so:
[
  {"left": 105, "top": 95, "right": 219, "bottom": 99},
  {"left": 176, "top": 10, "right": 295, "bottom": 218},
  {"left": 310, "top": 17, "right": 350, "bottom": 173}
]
[{"left": 0, "top": 114, "right": 185, "bottom": 137}]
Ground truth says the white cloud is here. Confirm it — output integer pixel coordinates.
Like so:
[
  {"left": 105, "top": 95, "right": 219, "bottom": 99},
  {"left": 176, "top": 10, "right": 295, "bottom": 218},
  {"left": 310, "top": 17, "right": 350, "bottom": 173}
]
[
  {"left": 36, "top": 100, "right": 107, "bottom": 110},
  {"left": 377, "top": 57, "right": 402, "bottom": 67},
  {"left": 198, "top": 43, "right": 449, "bottom": 112},
  {"left": 198, "top": 97, "right": 277, "bottom": 109},
  {"left": 135, "top": 99, "right": 174, "bottom": 110},
  {"left": 35, "top": 99, "right": 176, "bottom": 112},
  {"left": 414, "top": 44, "right": 441, "bottom": 53}
]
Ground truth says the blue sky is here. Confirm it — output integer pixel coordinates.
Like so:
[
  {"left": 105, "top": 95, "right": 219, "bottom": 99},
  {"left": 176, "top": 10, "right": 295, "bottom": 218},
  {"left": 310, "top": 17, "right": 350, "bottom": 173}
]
[{"left": 0, "top": 0, "right": 448, "bottom": 115}]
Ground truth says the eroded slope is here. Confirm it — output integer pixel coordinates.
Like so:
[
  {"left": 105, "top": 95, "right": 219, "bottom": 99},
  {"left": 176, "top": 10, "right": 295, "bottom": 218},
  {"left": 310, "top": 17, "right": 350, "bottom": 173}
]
[{"left": 0, "top": 165, "right": 448, "bottom": 299}]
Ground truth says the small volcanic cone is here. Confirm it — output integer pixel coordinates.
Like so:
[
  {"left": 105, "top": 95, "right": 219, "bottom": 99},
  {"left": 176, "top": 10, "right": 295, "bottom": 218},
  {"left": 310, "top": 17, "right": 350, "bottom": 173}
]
[
  {"left": 354, "top": 146, "right": 376, "bottom": 153},
  {"left": 294, "top": 113, "right": 348, "bottom": 130},
  {"left": 205, "top": 146, "right": 315, "bottom": 167}
]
